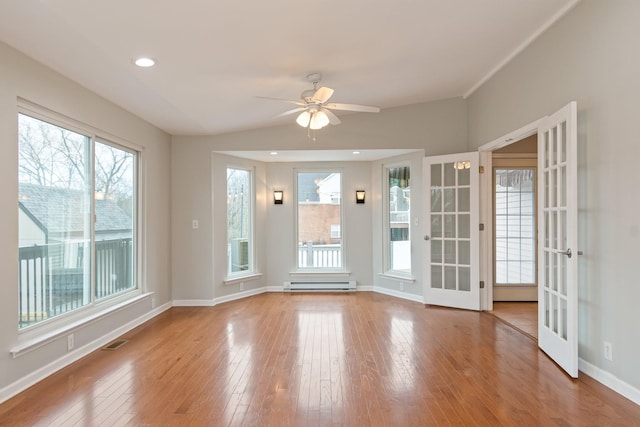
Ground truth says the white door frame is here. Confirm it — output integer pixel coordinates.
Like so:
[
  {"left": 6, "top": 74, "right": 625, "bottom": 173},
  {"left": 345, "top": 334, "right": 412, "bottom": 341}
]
[{"left": 478, "top": 117, "right": 545, "bottom": 312}]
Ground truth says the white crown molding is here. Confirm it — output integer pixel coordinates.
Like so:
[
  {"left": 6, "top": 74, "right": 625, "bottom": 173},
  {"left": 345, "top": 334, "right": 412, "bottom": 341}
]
[{"left": 464, "top": 0, "right": 582, "bottom": 99}]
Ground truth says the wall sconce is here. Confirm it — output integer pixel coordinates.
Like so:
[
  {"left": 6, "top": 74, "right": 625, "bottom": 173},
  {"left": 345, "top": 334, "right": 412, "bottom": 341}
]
[
  {"left": 273, "top": 190, "right": 283, "bottom": 205},
  {"left": 355, "top": 190, "right": 366, "bottom": 204}
]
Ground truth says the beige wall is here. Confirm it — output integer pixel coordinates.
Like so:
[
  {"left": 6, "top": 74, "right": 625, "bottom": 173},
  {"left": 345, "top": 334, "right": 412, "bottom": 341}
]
[
  {"left": 467, "top": 0, "right": 640, "bottom": 392},
  {"left": 171, "top": 97, "right": 467, "bottom": 300}
]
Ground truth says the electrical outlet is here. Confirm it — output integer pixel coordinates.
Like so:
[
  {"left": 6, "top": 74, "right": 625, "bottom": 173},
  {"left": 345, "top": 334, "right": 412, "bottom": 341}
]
[
  {"left": 192, "top": 219, "right": 199, "bottom": 229},
  {"left": 399, "top": 282, "right": 404, "bottom": 291},
  {"left": 67, "top": 334, "right": 75, "bottom": 351},
  {"left": 240, "top": 282, "right": 245, "bottom": 291},
  {"left": 604, "top": 341, "right": 613, "bottom": 361}
]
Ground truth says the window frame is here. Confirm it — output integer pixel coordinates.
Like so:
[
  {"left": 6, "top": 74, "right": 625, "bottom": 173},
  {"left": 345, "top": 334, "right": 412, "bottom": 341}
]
[
  {"left": 16, "top": 100, "right": 144, "bottom": 338},
  {"left": 225, "top": 165, "right": 256, "bottom": 278},
  {"left": 294, "top": 168, "right": 345, "bottom": 271},
  {"left": 383, "top": 162, "right": 412, "bottom": 278}
]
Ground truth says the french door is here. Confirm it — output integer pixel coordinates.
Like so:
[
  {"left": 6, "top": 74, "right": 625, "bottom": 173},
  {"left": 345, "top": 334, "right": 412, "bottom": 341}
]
[
  {"left": 424, "top": 102, "right": 579, "bottom": 377},
  {"left": 537, "top": 102, "right": 579, "bottom": 378},
  {"left": 423, "top": 152, "right": 480, "bottom": 310}
]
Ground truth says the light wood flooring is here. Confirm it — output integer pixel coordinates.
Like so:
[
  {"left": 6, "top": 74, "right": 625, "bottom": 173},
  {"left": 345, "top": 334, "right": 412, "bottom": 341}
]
[
  {"left": 490, "top": 301, "right": 538, "bottom": 340},
  {"left": 1, "top": 292, "right": 639, "bottom": 426}
]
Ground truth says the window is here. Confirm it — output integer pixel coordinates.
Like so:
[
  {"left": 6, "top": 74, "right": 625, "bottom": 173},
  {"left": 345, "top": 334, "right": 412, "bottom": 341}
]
[
  {"left": 18, "top": 112, "right": 137, "bottom": 329},
  {"left": 227, "top": 167, "right": 253, "bottom": 275},
  {"left": 296, "top": 171, "right": 342, "bottom": 269},
  {"left": 330, "top": 224, "right": 341, "bottom": 239},
  {"left": 494, "top": 168, "right": 536, "bottom": 285},
  {"left": 385, "top": 165, "right": 411, "bottom": 274}
]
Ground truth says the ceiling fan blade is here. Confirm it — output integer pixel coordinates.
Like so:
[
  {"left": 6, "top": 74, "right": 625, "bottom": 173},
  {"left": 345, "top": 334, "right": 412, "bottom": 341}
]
[
  {"left": 255, "top": 96, "right": 306, "bottom": 106},
  {"left": 325, "top": 102, "right": 380, "bottom": 113},
  {"left": 322, "top": 108, "right": 341, "bottom": 125},
  {"left": 275, "top": 107, "right": 308, "bottom": 118},
  {"left": 311, "top": 87, "right": 334, "bottom": 104}
]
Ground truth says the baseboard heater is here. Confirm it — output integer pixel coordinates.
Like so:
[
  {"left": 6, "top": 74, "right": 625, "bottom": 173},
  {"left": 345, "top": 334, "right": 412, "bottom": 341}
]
[{"left": 284, "top": 280, "right": 356, "bottom": 292}]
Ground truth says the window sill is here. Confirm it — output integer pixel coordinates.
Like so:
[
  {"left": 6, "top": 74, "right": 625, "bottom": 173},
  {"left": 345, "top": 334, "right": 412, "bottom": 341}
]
[
  {"left": 11, "top": 292, "right": 153, "bottom": 359},
  {"left": 378, "top": 272, "right": 416, "bottom": 282},
  {"left": 224, "top": 273, "right": 263, "bottom": 285}
]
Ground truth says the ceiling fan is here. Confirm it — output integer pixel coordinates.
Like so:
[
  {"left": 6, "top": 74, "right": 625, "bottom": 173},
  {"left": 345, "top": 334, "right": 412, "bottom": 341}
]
[{"left": 259, "top": 73, "right": 380, "bottom": 131}]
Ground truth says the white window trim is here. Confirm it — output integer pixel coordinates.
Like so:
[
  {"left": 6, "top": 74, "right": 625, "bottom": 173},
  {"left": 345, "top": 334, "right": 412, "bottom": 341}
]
[
  {"left": 223, "top": 273, "right": 263, "bottom": 285},
  {"left": 16, "top": 99, "right": 145, "bottom": 337},
  {"left": 378, "top": 272, "right": 416, "bottom": 282},
  {"left": 11, "top": 292, "right": 153, "bottom": 358}
]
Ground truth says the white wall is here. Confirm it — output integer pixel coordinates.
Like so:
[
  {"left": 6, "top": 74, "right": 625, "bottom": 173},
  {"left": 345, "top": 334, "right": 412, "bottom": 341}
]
[
  {"left": 467, "top": 0, "right": 640, "bottom": 392},
  {"left": 0, "top": 41, "right": 172, "bottom": 395}
]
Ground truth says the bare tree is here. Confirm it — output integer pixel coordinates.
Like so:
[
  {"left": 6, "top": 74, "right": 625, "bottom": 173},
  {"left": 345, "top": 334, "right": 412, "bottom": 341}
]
[{"left": 19, "top": 114, "right": 134, "bottom": 204}]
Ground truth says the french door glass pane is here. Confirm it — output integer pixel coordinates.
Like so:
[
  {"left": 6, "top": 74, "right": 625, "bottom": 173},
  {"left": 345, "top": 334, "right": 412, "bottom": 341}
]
[
  {"left": 494, "top": 169, "right": 536, "bottom": 286},
  {"left": 430, "top": 161, "right": 472, "bottom": 292}
]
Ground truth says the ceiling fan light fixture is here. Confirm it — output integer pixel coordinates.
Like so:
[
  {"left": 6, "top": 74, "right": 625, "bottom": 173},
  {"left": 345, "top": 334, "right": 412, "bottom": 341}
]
[
  {"left": 310, "top": 110, "right": 330, "bottom": 130},
  {"left": 296, "top": 111, "right": 311, "bottom": 127}
]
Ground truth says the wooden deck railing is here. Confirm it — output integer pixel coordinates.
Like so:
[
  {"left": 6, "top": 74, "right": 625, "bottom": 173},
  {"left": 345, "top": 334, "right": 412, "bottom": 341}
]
[{"left": 298, "top": 243, "right": 342, "bottom": 268}]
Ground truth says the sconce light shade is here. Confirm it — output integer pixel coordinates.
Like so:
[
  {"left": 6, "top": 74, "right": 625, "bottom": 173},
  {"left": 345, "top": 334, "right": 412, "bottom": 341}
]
[
  {"left": 355, "top": 190, "right": 366, "bottom": 204},
  {"left": 273, "top": 190, "right": 284, "bottom": 204}
]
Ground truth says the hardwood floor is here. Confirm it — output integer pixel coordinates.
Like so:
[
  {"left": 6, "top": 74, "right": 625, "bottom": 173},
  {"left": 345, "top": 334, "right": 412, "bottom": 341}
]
[
  {"left": 1, "top": 292, "right": 639, "bottom": 426},
  {"left": 491, "top": 302, "right": 538, "bottom": 340}
]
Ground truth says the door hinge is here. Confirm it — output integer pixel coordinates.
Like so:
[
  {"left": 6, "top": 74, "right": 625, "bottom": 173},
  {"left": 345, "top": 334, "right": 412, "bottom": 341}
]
[
  {"left": 480, "top": 281, "right": 485, "bottom": 289},
  {"left": 479, "top": 223, "right": 484, "bottom": 231},
  {"left": 479, "top": 166, "right": 485, "bottom": 174}
]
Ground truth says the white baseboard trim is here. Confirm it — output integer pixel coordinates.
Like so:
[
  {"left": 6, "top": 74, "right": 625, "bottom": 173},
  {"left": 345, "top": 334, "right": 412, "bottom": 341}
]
[
  {"left": 173, "top": 287, "right": 288, "bottom": 307},
  {"left": 357, "top": 285, "right": 374, "bottom": 292},
  {"left": 579, "top": 358, "right": 640, "bottom": 406},
  {"left": 213, "top": 287, "right": 267, "bottom": 305},
  {"left": 373, "top": 286, "right": 425, "bottom": 304},
  {"left": 172, "top": 299, "right": 216, "bottom": 306},
  {"left": 0, "top": 301, "right": 172, "bottom": 405}
]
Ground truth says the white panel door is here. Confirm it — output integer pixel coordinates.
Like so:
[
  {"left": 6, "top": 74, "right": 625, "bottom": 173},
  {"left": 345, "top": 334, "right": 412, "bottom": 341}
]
[
  {"left": 537, "top": 102, "right": 578, "bottom": 378},
  {"left": 423, "top": 152, "right": 480, "bottom": 310}
]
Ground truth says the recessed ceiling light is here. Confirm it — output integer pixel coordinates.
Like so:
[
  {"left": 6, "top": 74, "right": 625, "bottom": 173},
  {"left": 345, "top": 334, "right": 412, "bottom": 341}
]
[
  {"left": 134, "top": 57, "right": 156, "bottom": 67},
  {"left": 352, "top": 151, "right": 361, "bottom": 155},
  {"left": 270, "top": 152, "right": 278, "bottom": 155}
]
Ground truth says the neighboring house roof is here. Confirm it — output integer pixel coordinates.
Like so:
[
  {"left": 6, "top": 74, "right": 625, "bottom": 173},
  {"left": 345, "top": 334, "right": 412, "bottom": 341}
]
[
  {"left": 18, "top": 183, "right": 132, "bottom": 234},
  {"left": 297, "top": 172, "right": 331, "bottom": 202}
]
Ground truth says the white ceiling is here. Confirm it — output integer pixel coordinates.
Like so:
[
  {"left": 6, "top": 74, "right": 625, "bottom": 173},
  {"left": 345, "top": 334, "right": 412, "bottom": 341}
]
[{"left": 0, "top": 0, "right": 578, "bottom": 136}]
